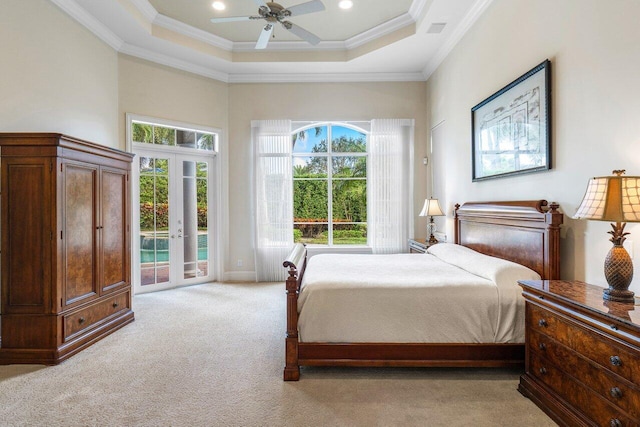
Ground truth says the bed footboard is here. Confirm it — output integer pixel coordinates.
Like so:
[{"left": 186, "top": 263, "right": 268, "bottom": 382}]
[{"left": 283, "top": 243, "right": 307, "bottom": 381}]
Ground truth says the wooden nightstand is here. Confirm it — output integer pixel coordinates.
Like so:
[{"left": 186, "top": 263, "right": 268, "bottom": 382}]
[
  {"left": 518, "top": 280, "right": 640, "bottom": 426},
  {"left": 408, "top": 238, "right": 429, "bottom": 253}
]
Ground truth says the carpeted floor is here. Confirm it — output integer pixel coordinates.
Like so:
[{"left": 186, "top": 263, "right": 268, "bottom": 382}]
[{"left": 0, "top": 282, "right": 555, "bottom": 426}]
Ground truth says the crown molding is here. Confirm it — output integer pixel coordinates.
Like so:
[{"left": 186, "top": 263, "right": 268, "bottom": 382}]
[
  {"left": 409, "top": 0, "right": 430, "bottom": 21},
  {"left": 344, "top": 11, "right": 415, "bottom": 49},
  {"left": 119, "top": 43, "right": 230, "bottom": 83},
  {"left": 154, "top": 13, "right": 234, "bottom": 51},
  {"left": 129, "top": 0, "right": 158, "bottom": 23},
  {"left": 422, "top": 0, "right": 494, "bottom": 79},
  {"left": 232, "top": 40, "right": 346, "bottom": 52},
  {"left": 49, "top": 0, "right": 124, "bottom": 50},
  {"left": 228, "top": 72, "right": 425, "bottom": 84}
]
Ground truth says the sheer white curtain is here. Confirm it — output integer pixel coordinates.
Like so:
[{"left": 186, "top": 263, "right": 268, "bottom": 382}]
[
  {"left": 368, "top": 119, "right": 414, "bottom": 254},
  {"left": 252, "top": 120, "right": 293, "bottom": 281}
]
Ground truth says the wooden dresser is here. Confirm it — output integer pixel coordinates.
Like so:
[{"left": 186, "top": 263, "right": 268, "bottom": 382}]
[
  {"left": 0, "top": 133, "right": 134, "bottom": 365},
  {"left": 518, "top": 280, "right": 640, "bottom": 426}
]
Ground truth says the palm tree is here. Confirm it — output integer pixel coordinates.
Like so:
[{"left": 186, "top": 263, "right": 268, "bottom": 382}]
[{"left": 292, "top": 126, "right": 323, "bottom": 149}]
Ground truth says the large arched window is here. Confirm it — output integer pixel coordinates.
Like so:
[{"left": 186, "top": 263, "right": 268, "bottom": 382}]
[{"left": 292, "top": 122, "right": 368, "bottom": 246}]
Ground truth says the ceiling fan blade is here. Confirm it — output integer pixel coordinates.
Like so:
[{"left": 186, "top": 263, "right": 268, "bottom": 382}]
[
  {"left": 283, "top": 22, "right": 321, "bottom": 45},
  {"left": 211, "top": 16, "right": 254, "bottom": 23},
  {"left": 255, "top": 24, "right": 274, "bottom": 49},
  {"left": 286, "top": 0, "right": 325, "bottom": 16}
]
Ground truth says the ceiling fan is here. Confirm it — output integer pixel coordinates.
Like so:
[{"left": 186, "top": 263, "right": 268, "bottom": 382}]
[{"left": 210, "top": 0, "right": 325, "bottom": 49}]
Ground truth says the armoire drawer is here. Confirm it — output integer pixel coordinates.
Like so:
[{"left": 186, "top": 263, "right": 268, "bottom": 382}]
[{"left": 64, "top": 291, "right": 130, "bottom": 341}]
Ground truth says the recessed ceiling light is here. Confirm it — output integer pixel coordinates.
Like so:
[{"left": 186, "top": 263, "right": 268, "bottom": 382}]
[
  {"left": 212, "top": 1, "right": 226, "bottom": 11},
  {"left": 338, "top": 0, "right": 353, "bottom": 10}
]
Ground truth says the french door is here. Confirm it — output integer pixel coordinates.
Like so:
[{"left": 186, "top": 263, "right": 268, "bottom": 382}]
[{"left": 133, "top": 148, "right": 216, "bottom": 293}]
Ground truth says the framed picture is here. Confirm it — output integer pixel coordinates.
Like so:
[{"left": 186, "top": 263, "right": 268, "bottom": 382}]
[{"left": 471, "top": 60, "right": 551, "bottom": 181}]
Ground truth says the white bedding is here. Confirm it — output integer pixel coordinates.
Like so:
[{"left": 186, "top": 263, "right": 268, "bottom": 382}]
[{"left": 297, "top": 243, "right": 540, "bottom": 343}]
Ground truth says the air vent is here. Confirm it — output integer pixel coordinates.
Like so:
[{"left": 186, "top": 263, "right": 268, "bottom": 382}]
[{"left": 427, "top": 23, "right": 447, "bottom": 34}]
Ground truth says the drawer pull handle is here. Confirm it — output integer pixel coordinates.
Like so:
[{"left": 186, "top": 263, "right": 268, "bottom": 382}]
[
  {"left": 610, "top": 419, "right": 622, "bottom": 427},
  {"left": 610, "top": 356, "right": 622, "bottom": 367},
  {"left": 538, "top": 343, "right": 546, "bottom": 351},
  {"left": 78, "top": 317, "right": 85, "bottom": 324},
  {"left": 538, "top": 319, "right": 548, "bottom": 327},
  {"left": 610, "top": 324, "right": 619, "bottom": 331},
  {"left": 112, "top": 302, "right": 119, "bottom": 308},
  {"left": 538, "top": 367, "right": 547, "bottom": 375},
  {"left": 610, "top": 387, "right": 623, "bottom": 399}
]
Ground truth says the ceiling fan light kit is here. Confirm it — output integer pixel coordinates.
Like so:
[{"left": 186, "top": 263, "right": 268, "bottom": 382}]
[{"left": 211, "top": 0, "right": 326, "bottom": 49}]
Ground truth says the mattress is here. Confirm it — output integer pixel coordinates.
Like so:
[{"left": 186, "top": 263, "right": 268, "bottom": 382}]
[{"left": 297, "top": 243, "right": 541, "bottom": 343}]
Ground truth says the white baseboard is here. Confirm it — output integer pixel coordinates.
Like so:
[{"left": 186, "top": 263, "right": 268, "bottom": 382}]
[{"left": 223, "top": 271, "right": 257, "bottom": 282}]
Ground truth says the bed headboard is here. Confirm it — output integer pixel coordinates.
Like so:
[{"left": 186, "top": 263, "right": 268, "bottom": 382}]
[{"left": 454, "top": 200, "right": 563, "bottom": 280}]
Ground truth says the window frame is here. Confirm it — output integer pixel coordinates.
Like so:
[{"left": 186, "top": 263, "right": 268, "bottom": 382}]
[{"left": 291, "top": 121, "right": 369, "bottom": 247}]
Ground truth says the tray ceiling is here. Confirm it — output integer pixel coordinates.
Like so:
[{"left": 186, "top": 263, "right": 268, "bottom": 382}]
[{"left": 50, "top": 0, "right": 492, "bottom": 83}]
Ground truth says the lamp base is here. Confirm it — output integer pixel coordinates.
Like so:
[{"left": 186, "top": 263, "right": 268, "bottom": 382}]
[
  {"left": 603, "top": 288, "right": 635, "bottom": 303},
  {"left": 428, "top": 234, "right": 438, "bottom": 245},
  {"left": 603, "top": 242, "right": 634, "bottom": 303}
]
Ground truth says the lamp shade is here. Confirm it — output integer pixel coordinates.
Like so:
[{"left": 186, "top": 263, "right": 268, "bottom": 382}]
[
  {"left": 573, "top": 172, "right": 640, "bottom": 222},
  {"left": 419, "top": 198, "right": 444, "bottom": 217}
]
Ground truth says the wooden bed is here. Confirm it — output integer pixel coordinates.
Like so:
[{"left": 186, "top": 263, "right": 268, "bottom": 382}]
[{"left": 282, "top": 200, "right": 563, "bottom": 381}]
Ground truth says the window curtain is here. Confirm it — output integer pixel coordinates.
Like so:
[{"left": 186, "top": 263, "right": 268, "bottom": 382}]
[
  {"left": 252, "top": 120, "right": 293, "bottom": 282},
  {"left": 368, "top": 119, "right": 414, "bottom": 254}
]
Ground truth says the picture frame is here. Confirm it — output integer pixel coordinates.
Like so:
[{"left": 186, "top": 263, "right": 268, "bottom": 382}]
[{"left": 471, "top": 60, "right": 551, "bottom": 181}]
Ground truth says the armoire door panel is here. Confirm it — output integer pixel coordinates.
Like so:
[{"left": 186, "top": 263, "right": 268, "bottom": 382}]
[
  {"left": 100, "top": 168, "right": 129, "bottom": 292},
  {"left": 63, "top": 163, "right": 98, "bottom": 305},
  {"left": 3, "top": 160, "right": 52, "bottom": 311}
]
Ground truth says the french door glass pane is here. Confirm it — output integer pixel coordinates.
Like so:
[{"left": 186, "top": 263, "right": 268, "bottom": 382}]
[
  {"left": 196, "top": 162, "right": 209, "bottom": 277},
  {"left": 182, "top": 160, "right": 198, "bottom": 279},
  {"left": 139, "top": 156, "right": 170, "bottom": 286},
  {"left": 181, "top": 160, "right": 210, "bottom": 280}
]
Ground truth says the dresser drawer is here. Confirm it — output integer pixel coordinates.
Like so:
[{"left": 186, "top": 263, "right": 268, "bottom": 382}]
[
  {"left": 528, "top": 303, "right": 640, "bottom": 385},
  {"left": 530, "top": 329, "right": 640, "bottom": 420},
  {"left": 530, "top": 353, "right": 638, "bottom": 426},
  {"left": 64, "top": 291, "right": 130, "bottom": 341}
]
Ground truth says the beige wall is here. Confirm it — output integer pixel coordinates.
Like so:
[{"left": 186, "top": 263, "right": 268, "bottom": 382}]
[
  {"left": 117, "top": 55, "right": 229, "bottom": 143},
  {"left": 0, "top": 0, "right": 119, "bottom": 147},
  {"left": 426, "top": 0, "right": 640, "bottom": 293},
  {"left": 228, "top": 82, "right": 428, "bottom": 278}
]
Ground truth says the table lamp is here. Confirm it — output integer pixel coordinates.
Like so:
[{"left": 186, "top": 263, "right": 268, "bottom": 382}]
[
  {"left": 573, "top": 170, "right": 640, "bottom": 303},
  {"left": 419, "top": 198, "right": 444, "bottom": 245}
]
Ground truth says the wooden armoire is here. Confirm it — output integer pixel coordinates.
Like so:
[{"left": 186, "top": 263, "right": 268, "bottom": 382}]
[{"left": 0, "top": 133, "right": 134, "bottom": 365}]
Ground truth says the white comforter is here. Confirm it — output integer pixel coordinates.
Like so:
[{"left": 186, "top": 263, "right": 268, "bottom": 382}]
[{"left": 297, "top": 243, "right": 540, "bottom": 343}]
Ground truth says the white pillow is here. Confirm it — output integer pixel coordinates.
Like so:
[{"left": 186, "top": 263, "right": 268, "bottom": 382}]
[{"left": 427, "top": 243, "right": 540, "bottom": 287}]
